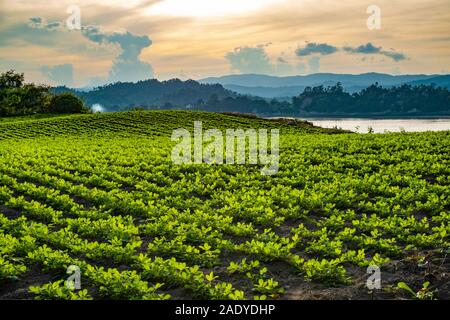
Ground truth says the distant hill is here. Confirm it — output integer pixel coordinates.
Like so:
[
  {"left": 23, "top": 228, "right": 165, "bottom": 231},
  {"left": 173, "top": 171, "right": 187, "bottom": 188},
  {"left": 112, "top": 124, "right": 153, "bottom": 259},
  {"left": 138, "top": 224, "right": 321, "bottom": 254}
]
[
  {"left": 223, "top": 84, "right": 307, "bottom": 99},
  {"left": 224, "top": 83, "right": 383, "bottom": 98},
  {"left": 200, "top": 73, "right": 444, "bottom": 98},
  {"left": 199, "top": 73, "right": 439, "bottom": 86},
  {"left": 406, "top": 75, "right": 450, "bottom": 88},
  {"left": 53, "top": 78, "right": 234, "bottom": 111},
  {"left": 52, "top": 75, "right": 450, "bottom": 117}
]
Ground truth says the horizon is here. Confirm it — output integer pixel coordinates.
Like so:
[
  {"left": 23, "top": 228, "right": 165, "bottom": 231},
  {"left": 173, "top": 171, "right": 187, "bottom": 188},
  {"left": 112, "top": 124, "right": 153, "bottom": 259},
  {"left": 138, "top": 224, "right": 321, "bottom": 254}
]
[
  {"left": 48, "top": 71, "right": 449, "bottom": 90},
  {"left": 1, "top": 0, "right": 449, "bottom": 87}
]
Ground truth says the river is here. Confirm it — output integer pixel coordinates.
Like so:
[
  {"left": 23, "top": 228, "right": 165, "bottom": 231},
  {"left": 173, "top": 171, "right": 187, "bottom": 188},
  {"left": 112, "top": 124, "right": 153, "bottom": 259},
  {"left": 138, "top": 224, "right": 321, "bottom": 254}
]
[{"left": 300, "top": 118, "right": 450, "bottom": 133}]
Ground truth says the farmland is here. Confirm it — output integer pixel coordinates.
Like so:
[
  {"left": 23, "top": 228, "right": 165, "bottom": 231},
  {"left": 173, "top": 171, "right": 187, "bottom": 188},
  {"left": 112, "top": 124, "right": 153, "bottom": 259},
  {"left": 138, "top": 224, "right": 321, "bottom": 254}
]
[{"left": 0, "top": 110, "right": 449, "bottom": 300}]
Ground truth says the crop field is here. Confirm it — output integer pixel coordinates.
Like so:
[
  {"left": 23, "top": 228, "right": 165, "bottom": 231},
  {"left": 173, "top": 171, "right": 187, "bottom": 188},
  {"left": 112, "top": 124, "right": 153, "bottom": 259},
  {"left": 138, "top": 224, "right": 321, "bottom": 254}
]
[{"left": 0, "top": 111, "right": 449, "bottom": 300}]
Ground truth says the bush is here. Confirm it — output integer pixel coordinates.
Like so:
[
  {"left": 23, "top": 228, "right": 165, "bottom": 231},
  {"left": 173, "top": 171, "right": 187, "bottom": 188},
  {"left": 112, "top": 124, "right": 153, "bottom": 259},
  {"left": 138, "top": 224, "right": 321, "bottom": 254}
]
[{"left": 48, "top": 93, "right": 89, "bottom": 114}]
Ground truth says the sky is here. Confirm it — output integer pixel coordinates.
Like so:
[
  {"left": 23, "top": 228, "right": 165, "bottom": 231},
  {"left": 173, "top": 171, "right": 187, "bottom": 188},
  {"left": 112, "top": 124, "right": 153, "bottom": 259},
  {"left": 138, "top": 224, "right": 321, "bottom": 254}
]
[{"left": 0, "top": 0, "right": 449, "bottom": 87}]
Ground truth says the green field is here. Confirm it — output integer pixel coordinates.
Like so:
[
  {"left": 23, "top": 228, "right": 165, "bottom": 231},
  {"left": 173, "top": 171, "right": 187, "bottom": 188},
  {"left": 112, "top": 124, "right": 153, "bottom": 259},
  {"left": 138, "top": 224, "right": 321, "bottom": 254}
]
[{"left": 0, "top": 111, "right": 449, "bottom": 300}]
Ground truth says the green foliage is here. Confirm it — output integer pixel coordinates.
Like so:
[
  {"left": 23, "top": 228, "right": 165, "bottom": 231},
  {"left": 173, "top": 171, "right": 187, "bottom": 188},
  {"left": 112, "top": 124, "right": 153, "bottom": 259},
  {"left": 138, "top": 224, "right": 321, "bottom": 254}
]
[
  {"left": 0, "top": 70, "right": 51, "bottom": 117},
  {"left": 302, "top": 259, "right": 349, "bottom": 285},
  {"left": 293, "top": 82, "right": 450, "bottom": 115},
  {"left": 84, "top": 266, "right": 169, "bottom": 300},
  {"left": 253, "top": 278, "right": 284, "bottom": 295},
  {"left": 227, "top": 259, "right": 260, "bottom": 274},
  {"left": 397, "top": 281, "right": 438, "bottom": 300},
  {"left": 0, "top": 256, "right": 26, "bottom": 280},
  {"left": 0, "top": 70, "right": 24, "bottom": 89},
  {"left": 0, "top": 70, "right": 89, "bottom": 117},
  {"left": 53, "top": 78, "right": 232, "bottom": 112},
  {"left": 48, "top": 93, "right": 88, "bottom": 114},
  {"left": 0, "top": 111, "right": 448, "bottom": 300},
  {"left": 29, "top": 280, "right": 92, "bottom": 300}
]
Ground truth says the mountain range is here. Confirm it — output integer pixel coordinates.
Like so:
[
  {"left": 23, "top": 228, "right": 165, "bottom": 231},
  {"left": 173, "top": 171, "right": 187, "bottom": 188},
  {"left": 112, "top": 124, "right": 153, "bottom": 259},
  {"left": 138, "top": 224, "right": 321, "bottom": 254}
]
[{"left": 199, "top": 73, "right": 450, "bottom": 98}]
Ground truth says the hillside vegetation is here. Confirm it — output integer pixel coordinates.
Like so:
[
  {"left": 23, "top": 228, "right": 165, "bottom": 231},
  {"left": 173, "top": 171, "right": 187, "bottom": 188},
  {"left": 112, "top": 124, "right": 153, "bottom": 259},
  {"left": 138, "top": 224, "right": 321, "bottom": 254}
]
[
  {"left": 0, "top": 110, "right": 339, "bottom": 140},
  {"left": 56, "top": 79, "right": 450, "bottom": 117},
  {"left": 53, "top": 79, "right": 233, "bottom": 111},
  {"left": 3, "top": 69, "right": 449, "bottom": 117},
  {"left": 0, "top": 111, "right": 449, "bottom": 300}
]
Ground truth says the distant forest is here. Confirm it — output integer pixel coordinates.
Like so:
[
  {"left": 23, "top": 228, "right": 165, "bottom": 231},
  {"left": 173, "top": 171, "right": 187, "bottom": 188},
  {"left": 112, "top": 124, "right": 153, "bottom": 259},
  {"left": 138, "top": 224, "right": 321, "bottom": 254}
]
[
  {"left": 1, "top": 69, "right": 448, "bottom": 118},
  {"left": 54, "top": 79, "right": 450, "bottom": 117}
]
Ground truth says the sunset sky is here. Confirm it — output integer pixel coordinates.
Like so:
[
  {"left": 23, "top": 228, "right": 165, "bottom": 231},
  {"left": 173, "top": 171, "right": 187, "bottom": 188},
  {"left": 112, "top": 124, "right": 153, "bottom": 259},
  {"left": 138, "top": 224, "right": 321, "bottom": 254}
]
[{"left": 1, "top": 0, "right": 449, "bottom": 87}]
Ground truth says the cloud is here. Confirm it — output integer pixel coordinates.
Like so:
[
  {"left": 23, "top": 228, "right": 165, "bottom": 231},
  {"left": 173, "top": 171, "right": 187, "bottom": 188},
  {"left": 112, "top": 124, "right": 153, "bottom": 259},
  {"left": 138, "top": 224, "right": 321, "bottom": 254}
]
[
  {"left": 0, "top": 0, "right": 445, "bottom": 80},
  {"left": 308, "top": 57, "right": 320, "bottom": 73},
  {"left": 293, "top": 41, "right": 406, "bottom": 62},
  {"left": 275, "top": 57, "right": 295, "bottom": 75},
  {"left": 41, "top": 64, "right": 74, "bottom": 86},
  {"left": 343, "top": 42, "right": 407, "bottom": 61},
  {"left": 88, "top": 76, "right": 107, "bottom": 88},
  {"left": 296, "top": 62, "right": 307, "bottom": 75},
  {"left": 183, "top": 39, "right": 407, "bottom": 77},
  {"left": 225, "top": 45, "right": 273, "bottom": 74},
  {"left": 381, "top": 51, "right": 407, "bottom": 62},
  {"left": 226, "top": 45, "right": 308, "bottom": 76},
  {"left": 29, "top": 17, "right": 42, "bottom": 25},
  {"left": 27, "top": 17, "right": 154, "bottom": 84},
  {"left": 277, "top": 56, "right": 288, "bottom": 64},
  {"left": 343, "top": 42, "right": 380, "bottom": 54},
  {"left": 81, "top": 25, "right": 154, "bottom": 82},
  {"left": 29, "top": 17, "right": 63, "bottom": 31},
  {"left": 296, "top": 43, "right": 338, "bottom": 56}
]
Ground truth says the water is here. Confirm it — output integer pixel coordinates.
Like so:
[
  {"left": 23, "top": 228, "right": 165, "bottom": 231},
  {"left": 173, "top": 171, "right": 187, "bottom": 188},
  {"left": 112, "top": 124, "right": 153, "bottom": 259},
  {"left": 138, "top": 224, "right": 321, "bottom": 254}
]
[{"left": 301, "top": 118, "right": 450, "bottom": 133}]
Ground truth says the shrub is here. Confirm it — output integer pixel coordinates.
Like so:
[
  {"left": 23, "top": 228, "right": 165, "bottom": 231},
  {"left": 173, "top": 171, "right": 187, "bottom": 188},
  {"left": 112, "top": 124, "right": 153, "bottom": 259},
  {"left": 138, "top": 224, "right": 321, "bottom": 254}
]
[{"left": 48, "top": 93, "right": 89, "bottom": 114}]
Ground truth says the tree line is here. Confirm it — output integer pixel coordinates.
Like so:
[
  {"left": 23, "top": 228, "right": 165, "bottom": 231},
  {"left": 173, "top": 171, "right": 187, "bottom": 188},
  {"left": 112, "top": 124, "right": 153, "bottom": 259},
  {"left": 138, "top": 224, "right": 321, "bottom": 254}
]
[
  {"left": 96, "top": 80, "right": 450, "bottom": 116},
  {"left": 53, "top": 78, "right": 232, "bottom": 112},
  {"left": 2, "top": 69, "right": 449, "bottom": 117},
  {"left": 202, "top": 82, "right": 450, "bottom": 116},
  {"left": 291, "top": 82, "right": 450, "bottom": 115},
  {"left": 0, "top": 70, "right": 88, "bottom": 117}
]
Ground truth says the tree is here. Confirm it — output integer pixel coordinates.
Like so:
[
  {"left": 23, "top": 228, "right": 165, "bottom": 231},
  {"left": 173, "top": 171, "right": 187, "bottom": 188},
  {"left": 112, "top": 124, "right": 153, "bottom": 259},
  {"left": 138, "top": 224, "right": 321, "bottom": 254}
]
[
  {"left": 0, "top": 70, "right": 51, "bottom": 116},
  {"left": 0, "top": 70, "right": 24, "bottom": 90},
  {"left": 48, "top": 93, "right": 89, "bottom": 114},
  {"left": 19, "top": 84, "right": 52, "bottom": 114},
  {"left": 207, "top": 93, "right": 219, "bottom": 106}
]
